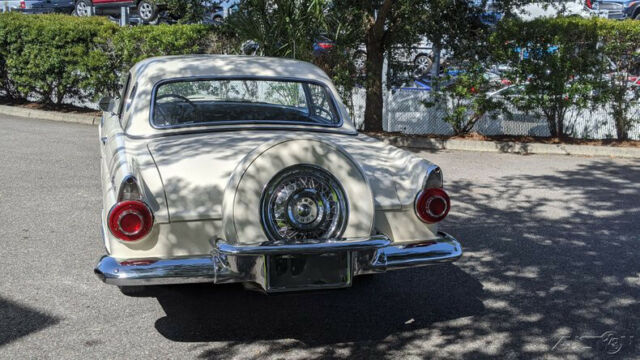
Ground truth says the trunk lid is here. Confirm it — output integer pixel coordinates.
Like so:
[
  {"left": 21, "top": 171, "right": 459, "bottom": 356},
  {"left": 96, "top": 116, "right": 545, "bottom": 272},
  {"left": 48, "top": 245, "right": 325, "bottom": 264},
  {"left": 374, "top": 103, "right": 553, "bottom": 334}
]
[{"left": 148, "top": 131, "right": 424, "bottom": 222}]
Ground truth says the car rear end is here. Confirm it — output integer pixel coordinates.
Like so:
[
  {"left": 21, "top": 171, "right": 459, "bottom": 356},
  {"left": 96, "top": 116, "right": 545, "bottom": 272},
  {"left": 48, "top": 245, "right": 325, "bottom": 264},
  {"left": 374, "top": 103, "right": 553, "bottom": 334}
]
[
  {"left": 94, "top": 140, "right": 462, "bottom": 293},
  {"left": 93, "top": 56, "right": 462, "bottom": 293},
  {"left": 587, "top": 0, "right": 629, "bottom": 19}
]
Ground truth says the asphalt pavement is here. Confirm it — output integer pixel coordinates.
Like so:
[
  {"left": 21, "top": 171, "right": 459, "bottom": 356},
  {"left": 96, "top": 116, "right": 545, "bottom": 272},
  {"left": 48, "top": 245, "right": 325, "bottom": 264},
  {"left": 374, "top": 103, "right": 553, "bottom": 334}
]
[{"left": 1, "top": 114, "right": 639, "bottom": 359}]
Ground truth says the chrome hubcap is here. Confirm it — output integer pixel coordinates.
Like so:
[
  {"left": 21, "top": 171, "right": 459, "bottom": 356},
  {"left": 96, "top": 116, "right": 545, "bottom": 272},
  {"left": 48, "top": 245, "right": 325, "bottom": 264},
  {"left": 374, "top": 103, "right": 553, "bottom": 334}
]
[
  {"left": 261, "top": 165, "right": 348, "bottom": 242},
  {"left": 139, "top": 3, "right": 152, "bottom": 18},
  {"left": 76, "top": 2, "right": 88, "bottom": 16},
  {"left": 415, "top": 56, "right": 431, "bottom": 72},
  {"left": 354, "top": 54, "right": 366, "bottom": 69},
  {"left": 289, "top": 194, "right": 320, "bottom": 225}
]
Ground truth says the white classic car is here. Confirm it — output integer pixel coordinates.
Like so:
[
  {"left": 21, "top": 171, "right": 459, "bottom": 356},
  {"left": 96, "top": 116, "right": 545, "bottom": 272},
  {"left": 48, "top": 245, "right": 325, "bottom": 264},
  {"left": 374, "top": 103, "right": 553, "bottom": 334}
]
[{"left": 94, "top": 55, "right": 462, "bottom": 293}]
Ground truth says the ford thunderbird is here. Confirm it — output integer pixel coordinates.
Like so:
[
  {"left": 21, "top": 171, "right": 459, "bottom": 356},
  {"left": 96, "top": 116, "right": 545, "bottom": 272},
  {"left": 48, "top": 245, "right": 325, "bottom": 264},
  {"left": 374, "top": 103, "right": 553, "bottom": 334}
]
[{"left": 94, "top": 55, "right": 462, "bottom": 293}]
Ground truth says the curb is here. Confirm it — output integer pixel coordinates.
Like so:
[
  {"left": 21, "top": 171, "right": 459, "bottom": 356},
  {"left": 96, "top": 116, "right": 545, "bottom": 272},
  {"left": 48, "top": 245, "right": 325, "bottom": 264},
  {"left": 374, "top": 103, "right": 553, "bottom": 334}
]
[
  {"left": 377, "top": 135, "right": 640, "bottom": 159},
  {"left": 2, "top": 104, "right": 639, "bottom": 159},
  {"left": 0, "top": 104, "right": 100, "bottom": 126}
]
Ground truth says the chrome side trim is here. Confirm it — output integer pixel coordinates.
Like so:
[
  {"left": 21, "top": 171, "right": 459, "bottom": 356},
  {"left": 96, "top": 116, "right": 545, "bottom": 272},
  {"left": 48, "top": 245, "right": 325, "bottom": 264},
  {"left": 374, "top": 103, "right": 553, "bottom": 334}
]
[{"left": 94, "top": 232, "right": 462, "bottom": 291}]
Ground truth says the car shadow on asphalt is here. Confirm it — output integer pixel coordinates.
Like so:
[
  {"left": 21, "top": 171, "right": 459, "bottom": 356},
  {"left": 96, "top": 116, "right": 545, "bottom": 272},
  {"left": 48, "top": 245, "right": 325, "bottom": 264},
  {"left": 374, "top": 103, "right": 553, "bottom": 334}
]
[
  {"left": 0, "top": 296, "right": 60, "bottom": 347},
  {"left": 121, "top": 156, "right": 640, "bottom": 358},
  {"left": 130, "top": 264, "right": 483, "bottom": 347}
]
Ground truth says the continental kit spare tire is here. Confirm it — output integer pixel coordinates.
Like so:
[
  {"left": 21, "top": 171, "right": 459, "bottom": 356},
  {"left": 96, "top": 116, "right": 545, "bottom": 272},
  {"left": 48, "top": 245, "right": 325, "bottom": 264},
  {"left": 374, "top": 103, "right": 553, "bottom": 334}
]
[{"left": 221, "top": 137, "right": 375, "bottom": 245}]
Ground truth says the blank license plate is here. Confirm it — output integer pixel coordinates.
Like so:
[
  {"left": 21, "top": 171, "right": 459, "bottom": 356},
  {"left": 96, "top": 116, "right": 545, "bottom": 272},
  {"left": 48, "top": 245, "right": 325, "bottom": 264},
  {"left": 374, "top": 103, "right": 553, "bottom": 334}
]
[{"left": 266, "top": 252, "right": 351, "bottom": 292}]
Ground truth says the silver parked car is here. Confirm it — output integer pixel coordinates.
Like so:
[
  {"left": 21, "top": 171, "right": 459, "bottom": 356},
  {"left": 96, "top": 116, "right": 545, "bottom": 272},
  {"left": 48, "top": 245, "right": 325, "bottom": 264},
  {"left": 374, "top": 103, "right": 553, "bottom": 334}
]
[{"left": 203, "top": 0, "right": 238, "bottom": 24}]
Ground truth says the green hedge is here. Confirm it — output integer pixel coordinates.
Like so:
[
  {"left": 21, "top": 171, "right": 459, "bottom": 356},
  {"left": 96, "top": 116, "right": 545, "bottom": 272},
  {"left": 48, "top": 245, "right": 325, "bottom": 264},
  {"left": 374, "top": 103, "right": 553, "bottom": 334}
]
[
  {"left": 1, "top": 13, "right": 639, "bottom": 140},
  {"left": 0, "top": 13, "right": 213, "bottom": 105},
  {"left": 490, "top": 17, "right": 640, "bottom": 139}
]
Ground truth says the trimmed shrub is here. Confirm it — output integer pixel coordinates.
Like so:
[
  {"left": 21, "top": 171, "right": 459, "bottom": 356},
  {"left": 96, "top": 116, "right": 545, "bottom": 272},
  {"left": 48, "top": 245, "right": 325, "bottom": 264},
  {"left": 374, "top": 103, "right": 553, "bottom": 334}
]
[
  {"left": 596, "top": 19, "right": 640, "bottom": 140},
  {"left": 0, "top": 13, "right": 117, "bottom": 104},
  {"left": 111, "top": 23, "right": 211, "bottom": 69},
  {"left": 491, "top": 17, "right": 605, "bottom": 138},
  {"left": 0, "top": 13, "right": 214, "bottom": 105}
]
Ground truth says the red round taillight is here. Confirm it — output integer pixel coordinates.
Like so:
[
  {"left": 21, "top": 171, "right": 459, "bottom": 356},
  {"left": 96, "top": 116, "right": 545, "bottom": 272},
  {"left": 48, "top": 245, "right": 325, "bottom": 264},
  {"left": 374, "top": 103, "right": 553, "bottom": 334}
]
[
  {"left": 108, "top": 201, "right": 153, "bottom": 241},
  {"left": 415, "top": 188, "right": 450, "bottom": 223}
]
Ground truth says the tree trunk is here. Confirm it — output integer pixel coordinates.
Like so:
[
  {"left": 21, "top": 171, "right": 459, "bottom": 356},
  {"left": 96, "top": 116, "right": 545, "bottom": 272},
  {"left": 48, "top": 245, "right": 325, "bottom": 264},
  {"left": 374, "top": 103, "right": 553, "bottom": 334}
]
[
  {"left": 613, "top": 102, "right": 629, "bottom": 140},
  {"left": 431, "top": 43, "right": 441, "bottom": 91},
  {"left": 615, "top": 115, "right": 629, "bottom": 140},
  {"left": 363, "top": 41, "right": 385, "bottom": 132},
  {"left": 362, "top": 0, "right": 393, "bottom": 133},
  {"left": 557, "top": 112, "right": 564, "bottom": 138},
  {"left": 543, "top": 109, "right": 557, "bottom": 137}
]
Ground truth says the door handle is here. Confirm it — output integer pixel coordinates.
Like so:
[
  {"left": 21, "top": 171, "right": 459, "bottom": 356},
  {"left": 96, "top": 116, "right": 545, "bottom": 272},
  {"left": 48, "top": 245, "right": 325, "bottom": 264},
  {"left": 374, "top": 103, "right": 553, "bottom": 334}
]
[{"left": 101, "top": 136, "right": 108, "bottom": 145}]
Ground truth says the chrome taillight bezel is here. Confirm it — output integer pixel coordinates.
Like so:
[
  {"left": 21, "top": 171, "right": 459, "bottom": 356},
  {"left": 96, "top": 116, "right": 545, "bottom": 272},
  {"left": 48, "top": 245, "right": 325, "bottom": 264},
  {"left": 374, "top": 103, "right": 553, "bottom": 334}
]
[
  {"left": 108, "top": 200, "right": 154, "bottom": 242},
  {"left": 414, "top": 188, "right": 451, "bottom": 223},
  {"left": 415, "top": 166, "right": 450, "bottom": 223}
]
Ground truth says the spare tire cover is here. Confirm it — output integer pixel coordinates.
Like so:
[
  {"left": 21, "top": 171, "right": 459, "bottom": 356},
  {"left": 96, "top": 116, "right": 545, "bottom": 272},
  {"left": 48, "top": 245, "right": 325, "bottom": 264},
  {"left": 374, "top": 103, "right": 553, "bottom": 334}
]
[{"left": 222, "top": 138, "right": 374, "bottom": 245}]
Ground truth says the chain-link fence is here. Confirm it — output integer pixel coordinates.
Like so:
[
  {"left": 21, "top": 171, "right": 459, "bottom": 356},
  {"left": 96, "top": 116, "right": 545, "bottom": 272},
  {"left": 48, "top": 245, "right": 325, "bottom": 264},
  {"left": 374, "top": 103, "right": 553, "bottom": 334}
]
[{"left": 348, "top": 88, "right": 640, "bottom": 140}]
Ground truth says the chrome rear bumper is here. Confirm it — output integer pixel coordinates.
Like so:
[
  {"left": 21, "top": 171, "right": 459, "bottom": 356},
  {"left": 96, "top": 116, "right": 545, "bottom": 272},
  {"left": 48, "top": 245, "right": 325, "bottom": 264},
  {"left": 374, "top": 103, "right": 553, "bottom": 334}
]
[{"left": 95, "top": 232, "right": 462, "bottom": 292}]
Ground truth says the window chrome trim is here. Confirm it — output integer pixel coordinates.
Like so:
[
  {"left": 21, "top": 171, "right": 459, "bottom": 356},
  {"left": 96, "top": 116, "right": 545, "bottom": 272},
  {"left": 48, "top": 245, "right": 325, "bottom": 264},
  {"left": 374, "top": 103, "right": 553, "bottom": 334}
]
[{"left": 148, "top": 75, "right": 345, "bottom": 131}]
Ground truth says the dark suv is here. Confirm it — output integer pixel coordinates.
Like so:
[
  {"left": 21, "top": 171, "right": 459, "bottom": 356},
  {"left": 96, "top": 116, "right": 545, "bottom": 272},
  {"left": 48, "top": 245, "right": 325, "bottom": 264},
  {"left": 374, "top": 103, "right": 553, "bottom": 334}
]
[{"left": 74, "top": 0, "right": 162, "bottom": 22}]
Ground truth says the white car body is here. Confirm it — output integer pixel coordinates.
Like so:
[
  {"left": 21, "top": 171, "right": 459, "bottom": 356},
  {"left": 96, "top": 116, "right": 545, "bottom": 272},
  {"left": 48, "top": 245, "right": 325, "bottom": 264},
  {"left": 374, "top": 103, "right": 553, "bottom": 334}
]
[
  {"left": 513, "top": 0, "right": 592, "bottom": 20},
  {"left": 94, "top": 55, "right": 462, "bottom": 293}
]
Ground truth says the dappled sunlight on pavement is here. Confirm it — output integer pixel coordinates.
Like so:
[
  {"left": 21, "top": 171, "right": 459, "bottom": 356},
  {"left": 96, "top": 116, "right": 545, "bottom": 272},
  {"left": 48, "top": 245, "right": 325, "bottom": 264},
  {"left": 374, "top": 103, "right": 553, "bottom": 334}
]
[{"left": 1, "top": 114, "right": 638, "bottom": 359}]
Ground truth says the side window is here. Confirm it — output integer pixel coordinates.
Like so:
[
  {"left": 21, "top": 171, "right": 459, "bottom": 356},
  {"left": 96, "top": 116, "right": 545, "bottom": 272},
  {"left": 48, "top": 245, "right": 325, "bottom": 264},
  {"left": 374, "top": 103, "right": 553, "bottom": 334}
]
[
  {"left": 120, "top": 82, "right": 137, "bottom": 128},
  {"left": 125, "top": 84, "right": 137, "bottom": 112},
  {"left": 118, "top": 74, "right": 131, "bottom": 119},
  {"left": 308, "top": 84, "right": 337, "bottom": 123}
]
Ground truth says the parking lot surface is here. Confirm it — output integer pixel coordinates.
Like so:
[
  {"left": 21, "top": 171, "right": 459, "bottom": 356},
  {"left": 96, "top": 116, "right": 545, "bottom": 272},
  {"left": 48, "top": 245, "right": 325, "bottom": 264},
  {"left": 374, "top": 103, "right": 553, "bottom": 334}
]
[{"left": 1, "top": 115, "right": 639, "bottom": 359}]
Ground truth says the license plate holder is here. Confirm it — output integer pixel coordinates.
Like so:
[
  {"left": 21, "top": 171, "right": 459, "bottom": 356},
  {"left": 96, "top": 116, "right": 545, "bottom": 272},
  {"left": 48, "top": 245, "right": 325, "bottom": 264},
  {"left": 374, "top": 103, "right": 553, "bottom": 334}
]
[{"left": 266, "top": 252, "right": 351, "bottom": 292}]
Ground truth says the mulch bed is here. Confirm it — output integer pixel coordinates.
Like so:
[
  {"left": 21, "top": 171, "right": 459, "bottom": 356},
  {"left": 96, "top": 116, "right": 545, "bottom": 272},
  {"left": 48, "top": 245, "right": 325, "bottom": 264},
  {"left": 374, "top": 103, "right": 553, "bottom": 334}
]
[{"left": 366, "top": 131, "right": 640, "bottom": 148}]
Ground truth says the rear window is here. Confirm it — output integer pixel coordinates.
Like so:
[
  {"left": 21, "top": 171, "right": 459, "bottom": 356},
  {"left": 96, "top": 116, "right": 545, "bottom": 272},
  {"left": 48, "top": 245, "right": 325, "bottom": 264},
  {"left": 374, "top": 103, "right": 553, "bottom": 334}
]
[{"left": 152, "top": 78, "right": 340, "bottom": 128}]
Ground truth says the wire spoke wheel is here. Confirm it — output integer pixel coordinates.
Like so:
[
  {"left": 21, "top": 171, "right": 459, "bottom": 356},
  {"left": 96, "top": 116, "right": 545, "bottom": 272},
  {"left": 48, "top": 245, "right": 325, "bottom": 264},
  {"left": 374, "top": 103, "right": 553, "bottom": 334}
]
[{"left": 261, "top": 165, "right": 348, "bottom": 242}]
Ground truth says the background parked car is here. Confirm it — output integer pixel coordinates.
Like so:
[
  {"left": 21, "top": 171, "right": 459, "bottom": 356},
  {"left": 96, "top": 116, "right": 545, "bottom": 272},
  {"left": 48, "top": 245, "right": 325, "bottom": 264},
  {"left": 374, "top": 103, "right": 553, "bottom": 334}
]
[
  {"left": 204, "top": 0, "right": 238, "bottom": 24},
  {"left": 393, "top": 40, "right": 436, "bottom": 75},
  {"left": 586, "top": 0, "right": 638, "bottom": 19},
  {"left": 1, "top": 0, "right": 73, "bottom": 13},
  {"left": 312, "top": 36, "right": 437, "bottom": 75},
  {"left": 74, "top": 0, "right": 161, "bottom": 23},
  {"left": 514, "top": 0, "right": 591, "bottom": 19},
  {"left": 625, "top": 0, "right": 640, "bottom": 19}
]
